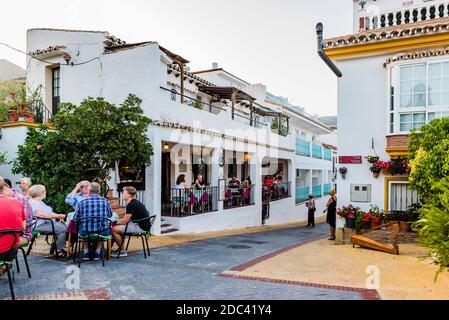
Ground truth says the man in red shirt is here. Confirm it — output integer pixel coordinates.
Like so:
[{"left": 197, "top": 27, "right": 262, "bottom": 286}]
[{"left": 0, "top": 179, "right": 26, "bottom": 275}]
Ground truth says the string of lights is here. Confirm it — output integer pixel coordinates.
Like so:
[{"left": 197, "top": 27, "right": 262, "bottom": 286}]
[{"left": 0, "top": 42, "right": 102, "bottom": 66}]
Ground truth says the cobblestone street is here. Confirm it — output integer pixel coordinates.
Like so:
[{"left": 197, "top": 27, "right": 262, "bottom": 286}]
[{"left": 0, "top": 223, "right": 365, "bottom": 300}]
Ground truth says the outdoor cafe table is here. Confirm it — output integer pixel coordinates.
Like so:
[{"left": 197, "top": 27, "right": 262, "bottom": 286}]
[{"left": 65, "top": 212, "right": 119, "bottom": 257}]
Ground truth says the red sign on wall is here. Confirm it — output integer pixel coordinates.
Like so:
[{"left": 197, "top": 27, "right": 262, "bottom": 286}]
[{"left": 339, "top": 156, "right": 362, "bottom": 164}]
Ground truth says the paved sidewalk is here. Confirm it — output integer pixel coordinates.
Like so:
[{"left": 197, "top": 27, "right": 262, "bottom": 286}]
[{"left": 227, "top": 237, "right": 449, "bottom": 300}]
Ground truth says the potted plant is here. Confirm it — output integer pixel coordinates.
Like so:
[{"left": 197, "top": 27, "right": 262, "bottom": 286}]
[
  {"left": 367, "top": 204, "right": 384, "bottom": 228},
  {"left": 337, "top": 205, "right": 359, "bottom": 229},
  {"left": 339, "top": 167, "right": 348, "bottom": 180},
  {"left": 388, "top": 158, "right": 410, "bottom": 176},
  {"left": 6, "top": 86, "right": 41, "bottom": 123},
  {"left": 365, "top": 155, "right": 380, "bottom": 164},
  {"left": 369, "top": 163, "right": 382, "bottom": 178},
  {"left": 377, "top": 161, "right": 391, "bottom": 175}
]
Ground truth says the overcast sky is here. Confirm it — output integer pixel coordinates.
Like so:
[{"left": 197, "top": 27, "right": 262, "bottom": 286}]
[{"left": 0, "top": 0, "right": 353, "bottom": 117}]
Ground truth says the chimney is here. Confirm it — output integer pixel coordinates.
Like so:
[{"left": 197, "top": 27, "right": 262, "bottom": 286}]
[{"left": 212, "top": 62, "right": 219, "bottom": 69}]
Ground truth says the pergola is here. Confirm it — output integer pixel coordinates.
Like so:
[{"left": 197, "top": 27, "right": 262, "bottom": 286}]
[{"left": 197, "top": 85, "right": 289, "bottom": 133}]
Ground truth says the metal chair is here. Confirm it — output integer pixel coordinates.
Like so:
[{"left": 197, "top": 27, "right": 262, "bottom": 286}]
[
  {"left": 72, "top": 217, "right": 112, "bottom": 268},
  {"left": 117, "top": 215, "right": 156, "bottom": 259},
  {"left": 26, "top": 218, "right": 60, "bottom": 259},
  {"left": 0, "top": 230, "right": 21, "bottom": 300}
]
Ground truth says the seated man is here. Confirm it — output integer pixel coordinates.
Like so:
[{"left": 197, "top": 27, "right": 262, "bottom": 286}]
[
  {"left": 228, "top": 176, "right": 241, "bottom": 193},
  {"left": 73, "top": 182, "right": 112, "bottom": 261},
  {"left": 111, "top": 186, "right": 150, "bottom": 258},
  {"left": 65, "top": 181, "right": 90, "bottom": 210},
  {"left": 0, "top": 180, "right": 26, "bottom": 277}
]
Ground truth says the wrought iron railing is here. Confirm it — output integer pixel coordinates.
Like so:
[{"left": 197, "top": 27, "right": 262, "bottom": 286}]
[
  {"left": 223, "top": 185, "right": 255, "bottom": 210},
  {"left": 262, "top": 181, "right": 291, "bottom": 203},
  {"left": 161, "top": 186, "right": 219, "bottom": 217},
  {"left": 28, "top": 100, "right": 52, "bottom": 124}
]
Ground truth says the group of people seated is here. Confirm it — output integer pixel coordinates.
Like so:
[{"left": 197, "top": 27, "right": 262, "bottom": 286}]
[
  {"left": 0, "top": 176, "right": 151, "bottom": 273},
  {"left": 262, "top": 169, "right": 287, "bottom": 199}
]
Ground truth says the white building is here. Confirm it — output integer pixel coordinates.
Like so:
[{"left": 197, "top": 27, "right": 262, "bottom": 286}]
[
  {"left": 0, "top": 28, "right": 336, "bottom": 235},
  {"left": 322, "top": 0, "right": 449, "bottom": 228}
]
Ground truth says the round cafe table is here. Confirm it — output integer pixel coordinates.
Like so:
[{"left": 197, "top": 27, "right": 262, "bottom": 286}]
[{"left": 65, "top": 212, "right": 119, "bottom": 257}]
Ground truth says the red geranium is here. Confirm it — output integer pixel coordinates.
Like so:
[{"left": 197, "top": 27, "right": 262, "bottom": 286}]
[{"left": 362, "top": 212, "right": 371, "bottom": 223}]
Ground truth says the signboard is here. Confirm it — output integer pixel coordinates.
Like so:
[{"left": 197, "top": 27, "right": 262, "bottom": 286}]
[{"left": 339, "top": 156, "right": 362, "bottom": 164}]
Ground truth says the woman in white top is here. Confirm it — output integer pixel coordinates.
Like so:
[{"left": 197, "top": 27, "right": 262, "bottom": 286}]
[{"left": 29, "top": 185, "right": 67, "bottom": 256}]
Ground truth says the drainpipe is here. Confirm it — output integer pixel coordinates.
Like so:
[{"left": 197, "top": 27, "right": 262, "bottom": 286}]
[{"left": 316, "top": 22, "right": 342, "bottom": 78}]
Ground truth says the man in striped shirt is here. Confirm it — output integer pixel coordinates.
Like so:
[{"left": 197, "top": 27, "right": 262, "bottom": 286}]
[{"left": 73, "top": 182, "right": 112, "bottom": 261}]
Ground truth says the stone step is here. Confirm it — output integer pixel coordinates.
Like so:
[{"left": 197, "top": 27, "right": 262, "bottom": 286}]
[{"left": 161, "top": 228, "right": 179, "bottom": 234}]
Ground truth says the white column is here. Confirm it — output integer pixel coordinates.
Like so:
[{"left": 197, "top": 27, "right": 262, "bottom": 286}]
[
  {"left": 211, "top": 147, "right": 224, "bottom": 212},
  {"left": 146, "top": 130, "right": 162, "bottom": 235},
  {"left": 309, "top": 169, "right": 313, "bottom": 196}
]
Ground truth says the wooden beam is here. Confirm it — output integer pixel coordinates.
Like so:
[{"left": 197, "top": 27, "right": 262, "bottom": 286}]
[
  {"left": 179, "top": 63, "right": 185, "bottom": 104},
  {"left": 250, "top": 100, "right": 253, "bottom": 126},
  {"left": 231, "top": 90, "right": 236, "bottom": 120}
]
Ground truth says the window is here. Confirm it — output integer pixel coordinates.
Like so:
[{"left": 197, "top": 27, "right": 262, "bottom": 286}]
[
  {"left": 400, "top": 64, "right": 425, "bottom": 108},
  {"left": 400, "top": 113, "right": 425, "bottom": 131},
  {"left": 52, "top": 67, "right": 61, "bottom": 115},
  {"left": 390, "top": 183, "right": 420, "bottom": 211},
  {"left": 428, "top": 112, "right": 449, "bottom": 122},
  {"left": 170, "top": 89, "right": 177, "bottom": 101},
  {"left": 428, "top": 62, "right": 449, "bottom": 107}
]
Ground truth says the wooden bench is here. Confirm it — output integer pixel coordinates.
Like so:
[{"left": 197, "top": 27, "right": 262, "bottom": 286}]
[{"left": 351, "top": 222, "right": 400, "bottom": 255}]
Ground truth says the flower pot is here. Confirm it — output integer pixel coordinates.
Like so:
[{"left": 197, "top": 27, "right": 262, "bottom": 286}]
[
  {"left": 399, "top": 221, "right": 410, "bottom": 232},
  {"left": 345, "top": 217, "right": 355, "bottom": 229},
  {"left": 7, "top": 111, "right": 18, "bottom": 122},
  {"left": 372, "top": 171, "right": 380, "bottom": 178},
  {"left": 371, "top": 219, "right": 381, "bottom": 229},
  {"left": 381, "top": 167, "right": 390, "bottom": 175}
]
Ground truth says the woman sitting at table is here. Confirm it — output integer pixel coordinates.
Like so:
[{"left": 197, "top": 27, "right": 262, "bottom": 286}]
[
  {"left": 263, "top": 176, "right": 273, "bottom": 187},
  {"left": 29, "top": 185, "right": 67, "bottom": 257}
]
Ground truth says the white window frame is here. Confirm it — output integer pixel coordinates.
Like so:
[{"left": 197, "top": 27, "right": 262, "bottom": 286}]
[{"left": 391, "top": 56, "right": 449, "bottom": 134}]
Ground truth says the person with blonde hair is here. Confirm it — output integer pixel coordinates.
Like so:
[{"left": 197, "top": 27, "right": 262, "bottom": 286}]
[
  {"left": 323, "top": 189, "right": 337, "bottom": 240},
  {"left": 29, "top": 185, "right": 67, "bottom": 257},
  {"left": 19, "top": 177, "right": 32, "bottom": 199}
]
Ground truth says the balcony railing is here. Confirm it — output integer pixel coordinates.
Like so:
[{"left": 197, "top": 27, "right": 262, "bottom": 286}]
[
  {"left": 295, "top": 186, "right": 309, "bottom": 204},
  {"left": 323, "top": 148, "right": 332, "bottom": 161},
  {"left": 161, "top": 187, "right": 219, "bottom": 217},
  {"left": 323, "top": 183, "right": 331, "bottom": 196},
  {"left": 312, "top": 185, "right": 322, "bottom": 198},
  {"left": 361, "top": 2, "right": 449, "bottom": 31},
  {"left": 312, "top": 144, "right": 323, "bottom": 159},
  {"left": 262, "top": 181, "right": 291, "bottom": 203},
  {"left": 224, "top": 185, "right": 255, "bottom": 210},
  {"left": 295, "top": 139, "right": 310, "bottom": 156}
]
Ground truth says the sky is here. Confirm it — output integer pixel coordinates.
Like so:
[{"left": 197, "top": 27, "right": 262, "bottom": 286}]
[{"left": 0, "top": 0, "right": 353, "bottom": 117}]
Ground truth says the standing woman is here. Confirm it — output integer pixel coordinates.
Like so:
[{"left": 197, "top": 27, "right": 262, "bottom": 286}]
[{"left": 323, "top": 189, "right": 337, "bottom": 240}]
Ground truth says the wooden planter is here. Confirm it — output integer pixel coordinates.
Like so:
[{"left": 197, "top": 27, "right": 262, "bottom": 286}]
[{"left": 399, "top": 221, "right": 410, "bottom": 232}]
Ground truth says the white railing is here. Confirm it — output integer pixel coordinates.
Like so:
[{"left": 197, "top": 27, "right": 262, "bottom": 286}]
[{"left": 362, "top": 2, "right": 449, "bottom": 30}]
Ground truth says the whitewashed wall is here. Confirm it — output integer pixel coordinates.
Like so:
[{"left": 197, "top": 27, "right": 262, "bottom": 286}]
[{"left": 335, "top": 54, "right": 390, "bottom": 212}]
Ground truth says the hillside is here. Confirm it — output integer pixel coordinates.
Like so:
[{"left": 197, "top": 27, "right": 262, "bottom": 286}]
[
  {"left": 0, "top": 59, "right": 25, "bottom": 81},
  {"left": 0, "top": 79, "right": 25, "bottom": 103}
]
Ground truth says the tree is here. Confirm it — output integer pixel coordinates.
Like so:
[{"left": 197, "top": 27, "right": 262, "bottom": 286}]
[
  {"left": 12, "top": 94, "right": 153, "bottom": 213},
  {"left": 408, "top": 118, "right": 449, "bottom": 276},
  {"left": 408, "top": 118, "right": 449, "bottom": 204}
]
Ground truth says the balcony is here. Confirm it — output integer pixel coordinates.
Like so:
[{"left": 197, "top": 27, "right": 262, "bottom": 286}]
[
  {"left": 323, "top": 148, "right": 332, "bottom": 161},
  {"left": 323, "top": 183, "right": 331, "bottom": 196},
  {"left": 224, "top": 185, "right": 255, "bottom": 210},
  {"left": 295, "top": 139, "right": 310, "bottom": 156},
  {"left": 160, "top": 86, "right": 290, "bottom": 137},
  {"left": 295, "top": 186, "right": 309, "bottom": 204},
  {"left": 312, "top": 144, "right": 323, "bottom": 159},
  {"left": 386, "top": 134, "right": 410, "bottom": 157},
  {"left": 1, "top": 100, "right": 52, "bottom": 125},
  {"left": 312, "top": 185, "right": 322, "bottom": 198},
  {"left": 262, "top": 182, "right": 292, "bottom": 203},
  {"left": 361, "top": 2, "right": 449, "bottom": 31}
]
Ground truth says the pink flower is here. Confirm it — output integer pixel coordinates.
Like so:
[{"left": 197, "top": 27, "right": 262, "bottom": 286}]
[{"left": 36, "top": 145, "right": 42, "bottom": 150}]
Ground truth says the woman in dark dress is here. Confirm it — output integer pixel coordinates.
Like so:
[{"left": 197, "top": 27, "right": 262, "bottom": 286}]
[{"left": 323, "top": 189, "right": 337, "bottom": 240}]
